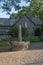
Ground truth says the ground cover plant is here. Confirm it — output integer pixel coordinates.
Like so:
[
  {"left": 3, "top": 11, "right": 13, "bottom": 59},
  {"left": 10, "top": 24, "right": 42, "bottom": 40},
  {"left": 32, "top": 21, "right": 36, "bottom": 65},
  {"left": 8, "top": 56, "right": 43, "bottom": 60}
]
[{"left": 0, "top": 40, "right": 10, "bottom": 47}]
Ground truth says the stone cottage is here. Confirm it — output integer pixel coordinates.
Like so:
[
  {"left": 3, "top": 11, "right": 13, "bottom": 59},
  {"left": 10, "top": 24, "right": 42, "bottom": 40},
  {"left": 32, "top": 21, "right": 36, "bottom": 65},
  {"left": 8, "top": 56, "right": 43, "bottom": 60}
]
[
  {"left": 0, "top": 14, "right": 42, "bottom": 40},
  {"left": 0, "top": 18, "right": 14, "bottom": 41},
  {"left": 12, "top": 14, "right": 42, "bottom": 37}
]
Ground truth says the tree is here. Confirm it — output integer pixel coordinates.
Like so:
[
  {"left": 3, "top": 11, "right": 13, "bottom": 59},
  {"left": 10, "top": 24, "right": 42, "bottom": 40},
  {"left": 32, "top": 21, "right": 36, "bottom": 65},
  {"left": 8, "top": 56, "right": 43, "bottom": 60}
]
[
  {"left": 29, "top": 0, "right": 43, "bottom": 39},
  {"left": 30, "top": 0, "right": 43, "bottom": 31},
  {"left": 0, "top": 0, "right": 42, "bottom": 19},
  {"left": 29, "top": 0, "right": 43, "bottom": 21},
  {"left": 10, "top": 6, "right": 30, "bottom": 18},
  {"left": 0, "top": 0, "right": 30, "bottom": 14},
  {"left": 10, "top": 0, "right": 43, "bottom": 20}
]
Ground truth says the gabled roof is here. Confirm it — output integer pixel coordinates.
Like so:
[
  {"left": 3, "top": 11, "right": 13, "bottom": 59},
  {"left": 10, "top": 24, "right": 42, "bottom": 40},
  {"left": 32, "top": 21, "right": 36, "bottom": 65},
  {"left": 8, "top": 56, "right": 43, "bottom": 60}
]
[
  {"left": 11, "top": 14, "right": 35, "bottom": 27},
  {"left": 32, "top": 17, "right": 42, "bottom": 25},
  {"left": 12, "top": 14, "right": 42, "bottom": 27},
  {"left": 26, "top": 14, "right": 42, "bottom": 26},
  {"left": 0, "top": 14, "right": 42, "bottom": 27}
]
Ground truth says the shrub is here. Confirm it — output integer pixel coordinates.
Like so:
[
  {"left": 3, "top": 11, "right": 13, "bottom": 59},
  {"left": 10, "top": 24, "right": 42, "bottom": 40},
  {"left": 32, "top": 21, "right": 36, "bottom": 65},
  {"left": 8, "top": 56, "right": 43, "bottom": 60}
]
[
  {"left": 34, "top": 27, "right": 41, "bottom": 36},
  {"left": 9, "top": 27, "right": 18, "bottom": 38},
  {"left": 23, "top": 36, "right": 43, "bottom": 43}
]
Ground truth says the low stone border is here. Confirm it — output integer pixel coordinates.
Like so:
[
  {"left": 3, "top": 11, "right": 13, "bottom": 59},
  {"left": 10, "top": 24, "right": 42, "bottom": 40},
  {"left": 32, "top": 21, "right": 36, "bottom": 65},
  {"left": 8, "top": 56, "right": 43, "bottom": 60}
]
[{"left": 10, "top": 41, "right": 30, "bottom": 51}]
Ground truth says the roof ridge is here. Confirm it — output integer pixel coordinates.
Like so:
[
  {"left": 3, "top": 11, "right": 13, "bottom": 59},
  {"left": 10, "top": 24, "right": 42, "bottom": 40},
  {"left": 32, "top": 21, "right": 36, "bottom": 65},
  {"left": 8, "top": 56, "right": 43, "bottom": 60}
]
[
  {"left": 24, "top": 14, "right": 36, "bottom": 25},
  {"left": 11, "top": 13, "right": 36, "bottom": 28}
]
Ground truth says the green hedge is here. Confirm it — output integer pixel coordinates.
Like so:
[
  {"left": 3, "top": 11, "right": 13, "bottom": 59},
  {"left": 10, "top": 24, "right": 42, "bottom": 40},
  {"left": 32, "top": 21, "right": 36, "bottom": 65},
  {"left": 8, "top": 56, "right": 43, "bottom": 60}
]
[
  {"left": 23, "top": 36, "right": 43, "bottom": 43},
  {"left": 34, "top": 27, "right": 41, "bottom": 36}
]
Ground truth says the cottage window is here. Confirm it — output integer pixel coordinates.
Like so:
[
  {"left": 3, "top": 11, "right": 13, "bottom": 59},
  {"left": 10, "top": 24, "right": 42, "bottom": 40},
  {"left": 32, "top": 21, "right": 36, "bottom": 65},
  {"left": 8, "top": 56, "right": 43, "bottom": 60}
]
[
  {"left": 22, "top": 22, "right": 27, "bottom": 28},
  {"left": 25, "top": 22, "right": 27, "bottom": 28}
]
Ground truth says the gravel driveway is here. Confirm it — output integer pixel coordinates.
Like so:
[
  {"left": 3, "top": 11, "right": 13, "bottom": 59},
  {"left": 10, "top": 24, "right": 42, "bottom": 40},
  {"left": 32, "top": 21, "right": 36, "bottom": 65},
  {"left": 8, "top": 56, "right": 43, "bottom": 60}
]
[
  {"left": 0, "top": 50, "right": 43, "bottom": 65},
  {"left": 0, "top": 42, "right": 43, "bottom": 65}
]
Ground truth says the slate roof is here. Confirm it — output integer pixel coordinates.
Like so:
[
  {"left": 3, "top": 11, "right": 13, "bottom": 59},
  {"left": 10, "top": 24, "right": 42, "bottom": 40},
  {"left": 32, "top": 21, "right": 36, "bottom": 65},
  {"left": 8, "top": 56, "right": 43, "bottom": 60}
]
[
  {"left": 32, "top": 17, "right": 42, "bottom": 25},
  {"left": 25, "top": 14, "right": 42, "bottom": 25},
  {"left": 0, "top": 14, "right": 42, "bottom": 27},
  {"left": 12, "top": 14, "right": 42, "bottom": 27},
  {"left": 0, "top": 18, "right": 16, "bottom": 26}
]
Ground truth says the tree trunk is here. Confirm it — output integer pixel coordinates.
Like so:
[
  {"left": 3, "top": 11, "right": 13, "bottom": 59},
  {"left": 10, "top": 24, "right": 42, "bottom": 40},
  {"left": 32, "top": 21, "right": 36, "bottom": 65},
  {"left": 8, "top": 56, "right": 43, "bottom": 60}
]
[{"left": 18, "top": 24, "right": 22, "bottom": 42}]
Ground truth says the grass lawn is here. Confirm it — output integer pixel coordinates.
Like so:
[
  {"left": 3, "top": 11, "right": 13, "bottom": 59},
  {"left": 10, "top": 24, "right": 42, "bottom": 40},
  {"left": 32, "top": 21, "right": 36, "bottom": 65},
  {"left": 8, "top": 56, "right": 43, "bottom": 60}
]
[
  {"left": 0, "top": 40, "right": 10, "bottom": 47},
  {"left": 23, "top": 36, "right": 43, "bottom": 43}
]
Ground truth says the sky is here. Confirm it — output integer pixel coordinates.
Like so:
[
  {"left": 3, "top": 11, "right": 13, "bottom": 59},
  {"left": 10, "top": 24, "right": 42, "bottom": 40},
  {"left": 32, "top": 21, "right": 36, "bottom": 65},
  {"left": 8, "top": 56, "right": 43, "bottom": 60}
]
[{"left": 0, "top": 0, "right": 30, "bottom": 18}]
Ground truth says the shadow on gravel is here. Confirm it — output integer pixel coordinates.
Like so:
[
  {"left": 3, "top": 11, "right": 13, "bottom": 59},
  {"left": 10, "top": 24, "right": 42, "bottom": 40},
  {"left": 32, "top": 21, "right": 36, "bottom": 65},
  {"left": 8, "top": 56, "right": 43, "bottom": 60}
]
[
  {"left": 25, "top": 62, "right": 43, "bottom": 65},
  {"left": 0, "top": 46, "right": 12, "bottom": 52},
  {"left": 30, "top": 42, "right": 43, "bottom": 50}
]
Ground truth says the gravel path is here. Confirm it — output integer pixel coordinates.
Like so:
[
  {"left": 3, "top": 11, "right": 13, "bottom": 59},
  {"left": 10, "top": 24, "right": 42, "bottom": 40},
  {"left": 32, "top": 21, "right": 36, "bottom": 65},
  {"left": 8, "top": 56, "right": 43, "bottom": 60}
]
[{"left": 0, "top": 50, "right": 43, "bottom": 65}]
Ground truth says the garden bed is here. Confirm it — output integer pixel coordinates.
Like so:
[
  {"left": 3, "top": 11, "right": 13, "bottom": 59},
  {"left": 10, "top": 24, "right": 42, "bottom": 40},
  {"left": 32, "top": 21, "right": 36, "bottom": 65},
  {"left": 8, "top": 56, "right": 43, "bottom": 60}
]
[{"left": 10, "top": 41, "right": 30, "bottom": 51}]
